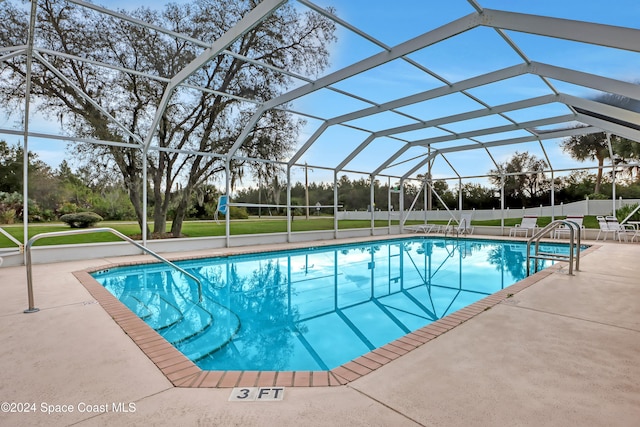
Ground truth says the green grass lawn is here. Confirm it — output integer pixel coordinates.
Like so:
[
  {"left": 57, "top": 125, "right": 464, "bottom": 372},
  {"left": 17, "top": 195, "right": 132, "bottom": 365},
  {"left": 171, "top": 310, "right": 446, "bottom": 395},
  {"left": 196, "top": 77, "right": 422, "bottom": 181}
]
[
  {"left": 0, "top": 215, "right": 600, "bottom": 248},
  {"left": 0, "top": 218, "right": 399, "bottom": 247}
]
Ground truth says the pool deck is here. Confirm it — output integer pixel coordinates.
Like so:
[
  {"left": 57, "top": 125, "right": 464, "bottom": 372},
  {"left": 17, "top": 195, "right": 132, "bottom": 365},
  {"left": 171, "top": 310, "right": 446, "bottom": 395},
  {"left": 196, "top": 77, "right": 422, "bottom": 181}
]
[{"left": 1, "top": 236, "right": 639, "bottom": 426}]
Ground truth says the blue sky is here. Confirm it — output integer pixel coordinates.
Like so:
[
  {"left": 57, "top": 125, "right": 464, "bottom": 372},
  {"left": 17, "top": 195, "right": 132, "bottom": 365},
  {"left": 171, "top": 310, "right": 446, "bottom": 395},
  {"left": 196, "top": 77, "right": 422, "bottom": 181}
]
[
  {"left": 286, "top": 0, "right": 640, "bottom": 186},
  {"left": 4, "top": 0, "right": 640, "bottom": 189}
]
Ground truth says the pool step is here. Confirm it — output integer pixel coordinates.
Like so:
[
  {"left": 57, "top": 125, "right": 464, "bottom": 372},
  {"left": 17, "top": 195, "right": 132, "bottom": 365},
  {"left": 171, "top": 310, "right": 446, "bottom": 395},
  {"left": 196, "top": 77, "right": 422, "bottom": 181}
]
[
  {"left": 121, "top": 292, "right": 183, "bottom": 330},
  {"left": 120, "top": 294, "right": 153, "bottom": 320},
  {"left": 160, "top": 302, "right": 215, "bottom": 345},
  {"left": 121, "top": 291, "right": 183, "bottom": 330},
  {"left": 119, "top": 282, "right": 240, "bottom": 363},
  {"left": 146, "top": 295, "right": 184, "bottom": 331},
  {"left": 176, "top": 298, "right": 241, "bottom": 362}
]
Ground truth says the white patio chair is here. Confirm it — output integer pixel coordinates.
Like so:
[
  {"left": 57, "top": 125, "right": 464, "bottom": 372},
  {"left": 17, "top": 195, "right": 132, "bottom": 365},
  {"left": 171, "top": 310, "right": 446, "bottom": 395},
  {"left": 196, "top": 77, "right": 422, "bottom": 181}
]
[
  {"left": 554, "top": 215, "right": 585, "bottom": 239},
  {"left": 437, "top": 218, "right": 455, "bottom": 234},
  {"left": 605, "top": 216, "right": 636, "bottom": 242},
  {"left": 405, "top": 223, "right": 436, "bottom": 234},
  {"left": 509, "top": 215, "right": 538, "bottom": 237},
  {"left": 596, "top": 216, "right": 616, "bottom": 240},
  {"left": 457, "top": 212, "right": 474, "bottom": 235}
]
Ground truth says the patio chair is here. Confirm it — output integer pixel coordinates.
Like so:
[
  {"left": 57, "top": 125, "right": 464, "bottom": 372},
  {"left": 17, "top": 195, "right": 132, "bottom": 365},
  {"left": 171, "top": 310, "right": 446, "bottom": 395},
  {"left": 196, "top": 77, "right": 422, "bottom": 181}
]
[
  {"left": 509, "top": 215, "right": 538, "bottom": 237},
  {"left": 554, "top": 215, "right": 585, "bottom": 239},
  {"left": 596, "top": 216, "right": 616, "bottom": 240},
  {"left": 405, "top": 223, "right": 436, "bottom": 234},
  {"left": 605, "top": 216, "right": 636, "bottom": 242},
  {"left": 457, "top": 212, "right": 474, "bottom": 235},
  {"left": 437, "top": 218, "right": 455, "bottom": 234},
  {"left": 627, "top": 221, "right": 640, "bottom": 242}
]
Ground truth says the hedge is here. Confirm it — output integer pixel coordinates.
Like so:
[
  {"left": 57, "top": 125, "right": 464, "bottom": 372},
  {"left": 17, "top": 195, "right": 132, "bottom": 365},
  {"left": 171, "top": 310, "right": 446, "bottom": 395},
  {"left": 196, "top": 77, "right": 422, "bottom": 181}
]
[{"left": 59, "top": 212, "right": 103, "bottom": 228}]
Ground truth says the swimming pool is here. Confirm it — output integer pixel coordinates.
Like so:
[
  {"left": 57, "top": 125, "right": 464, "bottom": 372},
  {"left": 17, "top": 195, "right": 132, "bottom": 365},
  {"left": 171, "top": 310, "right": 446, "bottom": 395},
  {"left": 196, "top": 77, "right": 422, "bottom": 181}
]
[{"left": 92, "top": 237, "right": 580, "bottom": 371}]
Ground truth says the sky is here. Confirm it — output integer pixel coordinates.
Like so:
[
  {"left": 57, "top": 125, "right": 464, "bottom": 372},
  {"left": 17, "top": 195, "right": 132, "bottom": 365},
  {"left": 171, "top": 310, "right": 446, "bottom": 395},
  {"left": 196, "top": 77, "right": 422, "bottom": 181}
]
[{"left": 3, "top": 0, "right": 640, "bottom": 189}]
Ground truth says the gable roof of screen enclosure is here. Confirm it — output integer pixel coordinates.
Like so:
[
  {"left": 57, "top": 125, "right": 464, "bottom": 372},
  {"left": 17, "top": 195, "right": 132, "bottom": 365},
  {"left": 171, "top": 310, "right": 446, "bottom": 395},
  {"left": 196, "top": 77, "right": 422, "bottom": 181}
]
[{"left": 6, "top": 0, "right": 640, "bottom": 195}]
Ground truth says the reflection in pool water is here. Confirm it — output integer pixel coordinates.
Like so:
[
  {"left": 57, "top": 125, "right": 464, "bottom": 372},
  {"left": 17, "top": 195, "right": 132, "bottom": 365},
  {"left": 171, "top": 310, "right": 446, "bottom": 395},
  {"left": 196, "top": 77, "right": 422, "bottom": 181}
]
[{"left": 93, "top": 238, "right": 579, "bottom": 371}]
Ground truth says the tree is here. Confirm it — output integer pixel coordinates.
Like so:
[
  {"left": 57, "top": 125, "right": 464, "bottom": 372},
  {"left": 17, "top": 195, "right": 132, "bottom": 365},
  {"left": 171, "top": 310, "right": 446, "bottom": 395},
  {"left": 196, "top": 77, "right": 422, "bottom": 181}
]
[
  {"left": 489, "top": 152, "right": 548, "bottom": 207},
  {"left": 0, "top": 140, "right": 23, "bottom": 194},
  {"left": 562, "top": 91, "right": 640, "bottom": 193},
  {"left": 561, "top": 131, "right": 640, "bottom": 193},
  {"left": 561, "top": 131, "right": 610, "bottom": 194},
  {"left": 610, "top": 136, "right": 640, "bottom": 182},
  {"left": 429, "top": 180, "right": 456, "bottom": 209},
  {"left": 459, "top": 183, "right": 498, "bottom": 209},
  {"left": 0, "top": 140, "right": 56, "bottom": 202},
  {"left": 554, "top": 171, "right": 594, "bottom": 203},
  {"left": 0, "top": 0, "right": 336, "bottom": 236}
]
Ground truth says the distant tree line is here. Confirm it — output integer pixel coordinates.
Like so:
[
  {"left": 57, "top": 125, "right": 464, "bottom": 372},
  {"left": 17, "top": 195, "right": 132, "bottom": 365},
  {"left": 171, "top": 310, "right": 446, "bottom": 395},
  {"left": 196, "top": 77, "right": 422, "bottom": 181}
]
[
  {"left": 3, "top": 131, "right": 640, "bottom": 225},
  {"left": 0, "top": 140, "right": 134, "bottom": 224},
  {"left": 234, "top": 157, "right": 640, "bottom": 215},
  {"left": 2, "top": 133, "right": 640, "bottom": 226}
]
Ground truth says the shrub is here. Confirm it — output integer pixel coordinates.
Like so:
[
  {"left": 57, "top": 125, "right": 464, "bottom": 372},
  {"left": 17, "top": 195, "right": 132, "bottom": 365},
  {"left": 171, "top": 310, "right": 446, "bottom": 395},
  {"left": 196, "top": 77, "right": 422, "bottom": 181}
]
[
  {"left": 42, "top": 209, "right": 56, "bottom": 221},
  {"left": 90, "top": 189, "right": 136, "bottom": 220},
  {"left": 0, "top": 191, "right": 24, "bottom": 222},
  {"left": 586, "top": 193, "right": 608, "bottom": 200},
  {"left": 60, "top": 212, "right": 103, "bottom": 228},
  {"left": 616, "top": 203, "right": 640, "bottom": 222},
  {"left": 229, "top": 206, "right": 249, "bottom": 219},
  {"left": 57, "top": 202, "right": 80, "bottom": 215},
  {"left": 0, "top": 208, "right": 16, "bottom": 224}
]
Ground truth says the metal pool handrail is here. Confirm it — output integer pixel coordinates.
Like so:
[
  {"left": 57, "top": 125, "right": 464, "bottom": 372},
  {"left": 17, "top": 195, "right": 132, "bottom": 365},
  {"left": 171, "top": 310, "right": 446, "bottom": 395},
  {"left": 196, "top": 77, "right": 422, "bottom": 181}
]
[
  {"left": 526, "top": 219, "right": 581, "bottom": 277},
  {"left": 24, "top": 227, "right": 202, "bottom": 313}
]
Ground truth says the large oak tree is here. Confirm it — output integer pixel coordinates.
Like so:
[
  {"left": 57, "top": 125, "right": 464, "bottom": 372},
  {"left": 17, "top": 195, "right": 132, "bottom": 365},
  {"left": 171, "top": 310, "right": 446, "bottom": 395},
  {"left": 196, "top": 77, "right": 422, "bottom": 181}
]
[{"left": 0, "top": 0, "right": 336, "bottom": 236}]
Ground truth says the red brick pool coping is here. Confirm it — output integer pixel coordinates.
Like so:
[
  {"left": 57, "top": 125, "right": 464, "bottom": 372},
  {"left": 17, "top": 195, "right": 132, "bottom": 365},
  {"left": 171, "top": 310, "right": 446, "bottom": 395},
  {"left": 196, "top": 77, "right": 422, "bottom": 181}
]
[{"left": 73, "top": 243, "right": 599, "bottom": 388}]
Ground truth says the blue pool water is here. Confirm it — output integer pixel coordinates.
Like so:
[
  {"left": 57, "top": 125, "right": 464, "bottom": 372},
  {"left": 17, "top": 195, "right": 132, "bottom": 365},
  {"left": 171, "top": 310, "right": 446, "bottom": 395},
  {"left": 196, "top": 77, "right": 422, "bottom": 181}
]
[{"left": 92, "top": 237, "right": 581, "bottom": 371}]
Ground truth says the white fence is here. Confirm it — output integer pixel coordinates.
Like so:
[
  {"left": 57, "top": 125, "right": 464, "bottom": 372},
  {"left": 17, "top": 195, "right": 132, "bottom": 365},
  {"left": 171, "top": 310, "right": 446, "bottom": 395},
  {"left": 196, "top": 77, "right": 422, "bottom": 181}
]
[{"left": 337, "top": 198, "right": 640, "bottom": 222}]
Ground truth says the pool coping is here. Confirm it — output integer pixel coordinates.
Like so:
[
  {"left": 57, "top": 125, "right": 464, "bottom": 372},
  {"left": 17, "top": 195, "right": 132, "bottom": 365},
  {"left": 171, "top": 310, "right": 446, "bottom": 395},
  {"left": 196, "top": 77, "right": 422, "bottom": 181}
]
[{"left": 73, "top": 240, "right": 600, "bottom": 388}]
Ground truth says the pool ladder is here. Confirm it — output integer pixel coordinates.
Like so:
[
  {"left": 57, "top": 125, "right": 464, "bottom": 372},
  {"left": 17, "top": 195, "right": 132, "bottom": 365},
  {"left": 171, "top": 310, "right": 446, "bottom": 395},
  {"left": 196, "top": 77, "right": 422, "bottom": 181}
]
[
  {"left": 526, "top": 220, "right": 581, "bottom": 277},
  {"left": 23, "top": 227, "right": 202, "bottom": 313}
]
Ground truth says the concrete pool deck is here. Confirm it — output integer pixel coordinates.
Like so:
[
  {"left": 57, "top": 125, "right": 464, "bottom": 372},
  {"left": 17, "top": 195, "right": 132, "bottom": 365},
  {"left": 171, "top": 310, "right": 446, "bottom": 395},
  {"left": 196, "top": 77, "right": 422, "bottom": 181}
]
[{"left": 1, "top": 236, "right": 639, "bottom": 426}]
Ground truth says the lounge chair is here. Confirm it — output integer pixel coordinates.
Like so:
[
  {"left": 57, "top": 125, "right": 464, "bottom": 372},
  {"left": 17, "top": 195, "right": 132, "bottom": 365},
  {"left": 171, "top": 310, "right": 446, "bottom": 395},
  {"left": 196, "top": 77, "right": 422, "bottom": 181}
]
[
  {"left": 596, "top": 216, "right": 616, "bottom": 240},
  {"left": 440, "top": 214, "right": 474, "bottom": 235},
  {"left": 509, "top": 215, "right": 538, "bottom": 237},
  {"left": 554, "top": 215, "right": 584, "bottom": 239},
  {"left": 628, "top": 221, "right": 640, "bottom": 242},
  {"left": 435, "top": 218, "right": 455, "bottom": 234},
  {"left": 605, "top": 215, "right": 636, "bottom": 242},
  {"left": 405, "top": 223, "right": 436, "bottom": 234},
  {"left": 457, "top": 212, "right": 474, "bottom": 235}
]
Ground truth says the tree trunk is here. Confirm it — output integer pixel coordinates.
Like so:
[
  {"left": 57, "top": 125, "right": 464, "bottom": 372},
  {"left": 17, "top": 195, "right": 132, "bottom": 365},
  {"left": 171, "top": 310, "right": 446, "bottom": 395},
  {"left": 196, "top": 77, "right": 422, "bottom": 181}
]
[
  {"left": 125, "top": 176, "right": 150, "bottom": 237},
  {"left": 271, "top": 177, "right": 281, "bottom": 214},
  {"left": 152, "top": 205, "right": 166, "bottom": 236},
  {"left": 595, "top": 157, "right": 604, "bottom": 194},
  {"left": 152, "top": 118, "right": 170, "bottom": 235},
  {"left": 170, "top": 194, "right": 189, "bottom": 237},
  {"left": 110, "top": 147, "right": 150, "bottom": 238},
  {"left": 170, "top": 174, "right": 196, "bottom": 237},
  {"left": 152, "top": 176, "right": 167, "bottom": 236}
]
